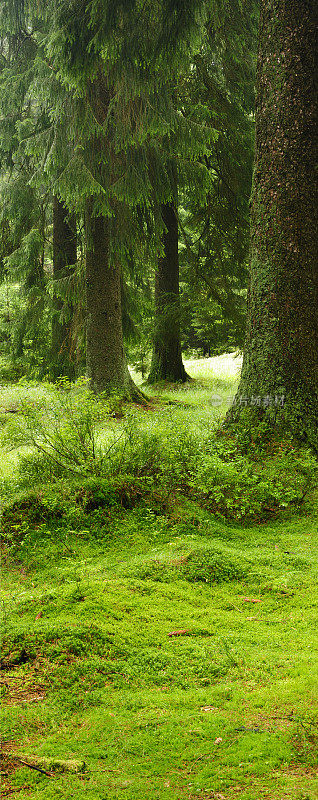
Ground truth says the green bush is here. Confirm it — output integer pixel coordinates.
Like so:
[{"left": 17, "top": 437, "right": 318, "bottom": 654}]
[{"left": 72, "top": 475, "right": 159, "bottom": 511}]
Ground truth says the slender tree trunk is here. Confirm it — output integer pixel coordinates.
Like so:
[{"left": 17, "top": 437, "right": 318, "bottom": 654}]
[
  {"left": 52, "top": 195, "right": 77, "bottom": 379},
  {"left": 229, "top": 0, "right": 318, "bottom": 445},
  {"left": 148, "top": 199, "right": 188, "bottom": 383}
]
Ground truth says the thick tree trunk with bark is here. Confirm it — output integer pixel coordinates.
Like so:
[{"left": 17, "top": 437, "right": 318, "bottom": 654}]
[
  {"left": 85, "top": 205, "right": 132, "bottom": 394},
  {"left": 148, "top": 200, "right": 188, "bottom": 383},
  {"left": 52, "top": 196, "right": 77, "bottom": 379},
  {"left": 230, "top": 0, "right": 318, "bottom": 445}
]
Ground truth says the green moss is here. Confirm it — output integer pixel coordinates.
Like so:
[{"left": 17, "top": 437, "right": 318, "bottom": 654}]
[{"left": 1, "top": 357, "right": 317, "bottom": 799}]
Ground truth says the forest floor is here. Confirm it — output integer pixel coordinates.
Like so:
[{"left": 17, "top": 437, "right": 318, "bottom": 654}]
[{"left": 1, "top": 355, "right": 318, "bottom": 800}]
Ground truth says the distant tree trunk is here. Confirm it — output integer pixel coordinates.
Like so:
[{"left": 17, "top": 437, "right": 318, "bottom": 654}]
[
  {"left": 229, "top": 0, "right": 318, "bottom": 446},
  {"left": 52, "top": 195, "right": 77, "bottom": 379},
  {"left": 148, "top": 199, "right": 188, "bottom": 383}
]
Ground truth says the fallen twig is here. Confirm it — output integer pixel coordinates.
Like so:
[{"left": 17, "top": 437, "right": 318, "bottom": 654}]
[
  {"left": 16, "top": 759, "right": 53, "bottom": 778},
  {"left": 243, "top": 597, "right": 261, "bottom": 603},
  {"left": 16, "top": 755, "right": 86, "bottom": 774}
]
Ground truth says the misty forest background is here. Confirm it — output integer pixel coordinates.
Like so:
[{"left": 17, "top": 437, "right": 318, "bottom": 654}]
[{"left": 0, "top": 1, "right": 317, "bottom": 799}]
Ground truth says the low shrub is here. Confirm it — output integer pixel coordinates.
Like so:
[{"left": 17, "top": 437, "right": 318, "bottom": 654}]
[
  {"left": 72, "top": 475, "right": 156, "bottom": 511},
  {"left": 2, "top": 379, "right": 115, "bottom": 479},
  {"left": 1, "top": 475, "right": 167, "bottom": 558},
  {"left": 2, "top": 491, "right": 64, "bottom": 528}
]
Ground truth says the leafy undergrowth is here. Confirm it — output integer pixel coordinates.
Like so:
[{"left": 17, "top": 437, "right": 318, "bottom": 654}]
[
  {"left": 1, "top": 391, "right": 317, "bottom": 524},
  {"left": 1, "top": 357, "right": 318, "bottom": 799}
]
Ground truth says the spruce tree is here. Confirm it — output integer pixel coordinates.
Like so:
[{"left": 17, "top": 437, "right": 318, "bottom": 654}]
[
  {"left": 46, "top": 0, "right": 207, "bottom": 395},
  {"left": 229, "top": 0, "right": 318, "bottom": 446},
  {"left": 81, "top": 73, "right": 145, "bottom": 397}
]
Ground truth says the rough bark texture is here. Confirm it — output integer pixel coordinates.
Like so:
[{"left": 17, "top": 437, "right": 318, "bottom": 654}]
[
  {"left": 148, "top": 201, "right": 188, "bottom": 383},
  {"left": 52, "top": 196, "right": 77, "bottom": 378},
  {"left": 230, "top": 0, "right": 318, "bottom": 445},
  {"left": 85, "top": 205, "right": 132, "bottom": 394}
]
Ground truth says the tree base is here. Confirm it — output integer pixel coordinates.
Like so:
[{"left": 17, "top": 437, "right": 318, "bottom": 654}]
[
  {"left": 147, "top": 359, "right": 190, "bottom": 385},
  {"left": 225, "top": 397, "right": 318, "bottom": 453},
  {"left": 89, "top": 365, "right": 148, "bottom": 405}
]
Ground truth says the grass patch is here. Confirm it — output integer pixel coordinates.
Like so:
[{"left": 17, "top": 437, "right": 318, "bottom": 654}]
[{"left": 1, "top": 355, "right": 318, "bottom": 799}]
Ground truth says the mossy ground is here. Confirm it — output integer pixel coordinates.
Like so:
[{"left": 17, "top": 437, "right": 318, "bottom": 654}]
[{"left": 1, "top": 355, "right": 317, "bottom": 799}]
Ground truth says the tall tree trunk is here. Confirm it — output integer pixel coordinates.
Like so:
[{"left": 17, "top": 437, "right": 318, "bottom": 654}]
[
  {"left": 52, "top": 195, "right": 77, "bottom": 379},
  {"left": 85, "top": 74, "right": 144, "bottom": 399},
  {"left": 85, "top": 203, "right": 132, "bottom": 394},
  {"left": 148, "top": 199, "right": 188, "bottom": 383},
  {"left": 229, "top": 0, "right": 318, "bottom": 445}
]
